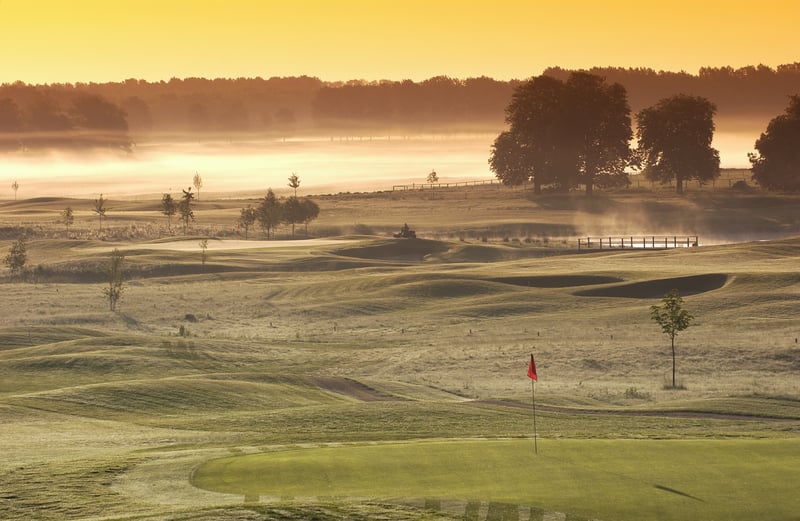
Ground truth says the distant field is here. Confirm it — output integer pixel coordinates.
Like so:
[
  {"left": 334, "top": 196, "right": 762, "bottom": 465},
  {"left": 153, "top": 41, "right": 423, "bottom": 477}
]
[{"left": 1, "top": 186, "right": 798, "bottom": 520}]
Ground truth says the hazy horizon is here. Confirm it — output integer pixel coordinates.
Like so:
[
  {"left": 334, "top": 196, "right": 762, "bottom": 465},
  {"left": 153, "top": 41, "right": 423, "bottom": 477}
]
[{"left": 0, "top": 129, "right": 756, "bottom": 200}]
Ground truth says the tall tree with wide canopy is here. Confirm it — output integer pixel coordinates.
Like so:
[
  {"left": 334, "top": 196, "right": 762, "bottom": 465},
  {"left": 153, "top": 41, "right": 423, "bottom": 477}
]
[
  {"left": 563, "top": 73, "right": 633, "bottom": 195},
  {"left": 490, "top": 75, "right": 566, "bottom": 194},
  {"left": 490, "top": 73, "right": 632, "bottom": 195},
  {"left": 749, "top": 95, "right": 800, "bottom": 191},
  {"left": 636, "top": 95, "right": 720, "bottom": 194}
]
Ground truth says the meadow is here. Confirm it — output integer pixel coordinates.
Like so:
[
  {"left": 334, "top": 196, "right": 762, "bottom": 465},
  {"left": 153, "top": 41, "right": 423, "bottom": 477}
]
[{"left": 1, "top": 183, "right": 799, "bottom": 520}]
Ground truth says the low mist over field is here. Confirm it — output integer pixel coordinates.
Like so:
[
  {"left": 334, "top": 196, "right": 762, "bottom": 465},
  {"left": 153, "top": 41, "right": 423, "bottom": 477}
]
[{"left": 0, "top": 128, "right": 759, "bottom": 199}]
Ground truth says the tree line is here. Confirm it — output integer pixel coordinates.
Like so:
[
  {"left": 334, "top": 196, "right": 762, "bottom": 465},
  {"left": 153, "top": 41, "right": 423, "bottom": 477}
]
[
  {"left": 0, "top": 85, "right": 131, "bottom": 150},
  {"left": 490, "top": 72, "right": 800, "bottom": 193},
  {"left": 2, "top": 64, "right": 800, "bottom": 147}
]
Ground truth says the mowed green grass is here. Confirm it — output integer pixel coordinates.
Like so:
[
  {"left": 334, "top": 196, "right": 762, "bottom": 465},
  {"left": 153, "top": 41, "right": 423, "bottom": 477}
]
[{"left": 193, "top": 438, "right": 800, "bottom": 521}]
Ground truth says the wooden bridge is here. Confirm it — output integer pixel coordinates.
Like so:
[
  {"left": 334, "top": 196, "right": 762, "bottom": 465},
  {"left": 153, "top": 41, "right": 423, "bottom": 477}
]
[{"left": 577, "top": 236, "right": 699, "bottom": 249}]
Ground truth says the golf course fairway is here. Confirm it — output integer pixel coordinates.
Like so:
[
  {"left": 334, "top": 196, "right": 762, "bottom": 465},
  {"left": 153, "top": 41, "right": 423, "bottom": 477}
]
[{"left": 193, "top": 438, "right": 800, "bottom": 521}]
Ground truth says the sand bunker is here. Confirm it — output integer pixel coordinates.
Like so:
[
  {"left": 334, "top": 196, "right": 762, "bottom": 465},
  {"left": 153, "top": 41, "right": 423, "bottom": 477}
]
[
  {"left": 335, "top": 239, "right": 449, "bottom": 262},
  {"left": 574, "top": 273, "right": 729, "bottom": 298}
]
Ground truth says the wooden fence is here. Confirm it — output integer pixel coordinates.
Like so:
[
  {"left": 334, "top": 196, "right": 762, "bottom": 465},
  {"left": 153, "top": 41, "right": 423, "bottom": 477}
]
[
  {"left": 577, "top": 236, "right": 699, "bottom": 249},
  {"left": 392, "top": 179, "right": 498, "bottom": 191}
]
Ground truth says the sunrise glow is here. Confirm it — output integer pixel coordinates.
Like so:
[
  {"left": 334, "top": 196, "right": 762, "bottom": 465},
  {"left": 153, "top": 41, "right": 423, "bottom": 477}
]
[{"left": 1, "top": 0, "right": 798, "bottom": 84}]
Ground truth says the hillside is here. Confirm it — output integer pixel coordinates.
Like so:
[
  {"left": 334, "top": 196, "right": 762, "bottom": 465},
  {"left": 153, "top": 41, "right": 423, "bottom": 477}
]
[{"left": 1, "top": 187, "right": 798, "bottom": 520}]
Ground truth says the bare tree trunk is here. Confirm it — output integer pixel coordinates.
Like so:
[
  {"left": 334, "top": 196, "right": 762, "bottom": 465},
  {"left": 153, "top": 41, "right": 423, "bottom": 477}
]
[{"left": 671, "top": 334, "right": 676, "bottom": 388}]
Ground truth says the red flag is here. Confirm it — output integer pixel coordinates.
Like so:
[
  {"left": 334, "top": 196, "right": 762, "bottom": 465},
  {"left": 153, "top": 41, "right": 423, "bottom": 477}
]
[{"left": 527, "top": 353, "right": 538, "bottom": 381}]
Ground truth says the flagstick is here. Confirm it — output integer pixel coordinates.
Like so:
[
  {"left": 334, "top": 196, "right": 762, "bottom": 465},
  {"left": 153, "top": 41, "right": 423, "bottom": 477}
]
[{"left": 531, "top": 378, "right": 538, "bottom": 455}]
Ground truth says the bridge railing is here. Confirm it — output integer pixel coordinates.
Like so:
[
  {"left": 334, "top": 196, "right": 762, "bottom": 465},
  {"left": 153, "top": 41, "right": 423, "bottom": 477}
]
[{"left": 577, "top": 236, "right": 699, "bottom": 249}]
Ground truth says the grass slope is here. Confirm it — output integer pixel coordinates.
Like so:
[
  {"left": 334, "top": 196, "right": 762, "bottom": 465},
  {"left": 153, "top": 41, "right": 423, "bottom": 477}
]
[{"left": 1, "top": 188, "right": 799, "bottom": 520}]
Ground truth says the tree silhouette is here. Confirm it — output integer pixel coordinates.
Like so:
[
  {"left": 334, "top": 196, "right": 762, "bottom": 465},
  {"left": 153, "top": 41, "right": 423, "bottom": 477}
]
[
  {"left": 193, "top": 172, "right": 203, "bottom": 201},
  {"left": 61, "top": 207, "right": 74, "bottom": 238},
  {"left": 3, "top": 237, "right": 27, "bottom": 276},
  {"left": 93, "top": 194, "right": 108, "bottom": 232},
  {"left": 178, "top": 188, "right": 195, "bottom": 234},
  {"left": 491, "top": 73, "right": 631, "bottom": 195},
  {"left": 257, "top": 189, "right": 282, "bottom": 239},
  {"left": 282, "top": 196, "right": 303, "bottom": 237},
  {"left": 161, "top": 193, "right": 177, "bottom": 232},
  {"left": 636, "top": 95, "right": 720, "bottom": 194},
  {"left": 288, "top": 173, "right": 300, "bottom": 196},
  {"left": 238, "top": 205, "right": 257, "bottom": 239},
  {"left": 651, "top": 289, "right": 693, "bottom": 389},
  {"left": 11, "top": 180, "right": 19, "bottom": 200},
  {"left": 563, "top": 73, "right": 632, "bottom": 195},
  {"left": 749, "top": 95, "right": 800, "bottom": 191},
  {"left": 103, "top": 248, "right": 125, "bottom": 311},
  {"left": 300, "top": 197, "right": 320, "bottom": 235},
  {"left": 0, "top": 98, "right": 22, "bottom": 150},
  {"left": 427, "top": 169, "right": 439, "bottom": 185}
]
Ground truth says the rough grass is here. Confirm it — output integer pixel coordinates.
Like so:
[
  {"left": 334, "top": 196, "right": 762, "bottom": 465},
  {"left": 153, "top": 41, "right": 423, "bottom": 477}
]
[{"left": 1, "top": 188, "right": 799, "bottom": 520}]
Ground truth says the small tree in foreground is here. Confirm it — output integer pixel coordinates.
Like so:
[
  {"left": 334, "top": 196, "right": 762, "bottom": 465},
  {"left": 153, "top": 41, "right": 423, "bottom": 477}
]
[
  {"left": 4, "top": 237, "right": 27, "bottom": 276},
  {"left": 650, "top": 289, "right": 693, "bottom": 388},
  {"left": 104, "top": 248, "right": 125, "bottom": 311}
]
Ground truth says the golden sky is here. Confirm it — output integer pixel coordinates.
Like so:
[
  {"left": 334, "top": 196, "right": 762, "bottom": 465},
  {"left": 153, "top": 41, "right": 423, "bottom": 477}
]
[{"left": 0, "top": 0, "right": 798, "bottom": 84}]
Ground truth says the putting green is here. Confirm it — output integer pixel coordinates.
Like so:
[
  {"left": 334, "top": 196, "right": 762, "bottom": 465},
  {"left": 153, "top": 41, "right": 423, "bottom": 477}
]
[{"left": 193, "top": 438, "right": 800, "bottom": 521}]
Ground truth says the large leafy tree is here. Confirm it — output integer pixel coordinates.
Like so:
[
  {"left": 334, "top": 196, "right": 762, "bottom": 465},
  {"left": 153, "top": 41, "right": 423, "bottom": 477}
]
[
  {"left": 749, "top": 95, "right": 800, "bottom": 191},
  {"left": 490, "top": 73, "right": 631, "bottom": 195},
  {"left": 636, "top": 95, "right": 720, "bottom": 194},
  {"left": 490, "top": 75, "right": 567, "bottom": 194},
  {"left": 564, "top": 73, "right": 633, "bottom": 194}
]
